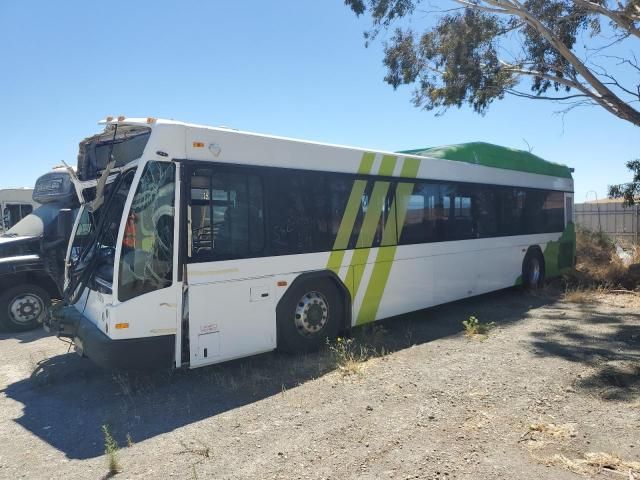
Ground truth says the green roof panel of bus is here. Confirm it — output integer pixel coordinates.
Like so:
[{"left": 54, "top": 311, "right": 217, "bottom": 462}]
[{"left": 398, "top": 142, "right": 572, "bottom": 179}]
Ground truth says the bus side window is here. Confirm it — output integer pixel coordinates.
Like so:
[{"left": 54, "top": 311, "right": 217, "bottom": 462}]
[
  {"left": 188, "top": 168, "right": 264, "bottom": 262},
  {"left": 268, "top": 170, "right": 319, "bottom": 255}
]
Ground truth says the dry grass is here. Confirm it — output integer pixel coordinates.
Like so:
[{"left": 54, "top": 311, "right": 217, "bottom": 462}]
[
  {"left": 327, "top": 326, "right": 387, "bottom": 376},
  {"left": 549, "top": 452, "right": 640, "bottom": 477},
  {"left": 527, "top": 422, "right": 575, "bottom": 439},
  {"left": 571, "top": 227, "right": 640, "bottom": 290},
  {"left": 327, "top": 337, "right": 369, "bottom": 375},
  {"left": 519, "top": 422, "right": 577, "bottom": 451},
  {"left": 178, "top": 440, "right": 211, "bottom": 460},
  {"left": 564, "top": 289, "right": 595, "bottom": 304}
]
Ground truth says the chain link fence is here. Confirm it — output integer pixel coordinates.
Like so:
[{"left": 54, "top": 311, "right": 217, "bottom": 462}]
[{"left": 574, "top": 201, "right": 640, "bottom": 247}]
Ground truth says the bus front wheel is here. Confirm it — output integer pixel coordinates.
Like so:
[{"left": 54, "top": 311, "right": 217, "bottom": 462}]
[
  {"left": 522, "top": 249, "right": 545, "bottom": 290},
  {"left": 277, "top": 278, "right": 343, "bottom": 353}
]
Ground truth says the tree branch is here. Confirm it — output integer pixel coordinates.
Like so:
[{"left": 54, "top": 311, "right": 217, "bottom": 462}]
[
  {"left": 571, "top": 0, "right": 640, "bottom": 39},
  {"left": 483, "top": 0, "right": 640, "bottom": 125},
  {"left": 502, "top": 64, "right": 628, "bottom": 118},
  {"left": 506, "top": 89, "right": 592, "bottom": 100},
  {"left": 451, "top": 0, "right": 511, "bottom": 14}
]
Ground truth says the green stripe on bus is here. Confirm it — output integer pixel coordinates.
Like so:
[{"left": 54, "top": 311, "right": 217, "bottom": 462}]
[
  {"left": 356, "top": 246, "right": 397, "bottom": 325},
  {"left": 393, "top": 183, "right": 416, "bottom": 239},
  {"left": 399, "top": 157, "right": 420, "bottom": 178},
  {"left": 356, "top": 181, "right": 391, "bottom": 248},
  {"left": 346, "top": 179, "right": 391, "bottom": 298},
  {"left": 356, "top": 157, "right": 421, "bottom": 325},
  {"left": 358, "top": 152, "right": 375, "bottom": 175},
  {"left": 379, "top": 155, "right": 397, "bottom": 176},
  {"left": 343, "top": 156, "right": 397, "bottom": 300},
  {"left": 326, "top": 250, "right": 346, "bottom": 275},
  {"left": 356, "top": 152, "right": 399, "bottom": 247},
  {"left": 343, "top": 248, "right": 371, "bottom": 298},
  {"left": 326, "top": 152, "right": 375, "bottom": 274},
  {"left": 381, "top": 200, "right": 397, "bottom": 246},
  {"left": 331, "top": 179, "right": 368, "bottom": 251}
]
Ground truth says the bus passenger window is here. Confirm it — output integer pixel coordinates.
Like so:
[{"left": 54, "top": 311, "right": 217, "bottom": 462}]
[
  {"left": 188, "top": 169, "right": 264, "bottom": 262},
  {"left": 268, "top": 171, "right": 331, "bottom": 255}
]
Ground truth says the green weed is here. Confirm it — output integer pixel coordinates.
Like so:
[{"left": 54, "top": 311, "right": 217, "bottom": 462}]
[
  {"left": 102, "top": 424, "right": 121, "bottom": 475},
  {"left": 462, "top": 316, "right": 495, "bottom": 338}
]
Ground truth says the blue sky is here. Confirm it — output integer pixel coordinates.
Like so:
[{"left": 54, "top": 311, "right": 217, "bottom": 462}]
[{"left": 0, "top": 0, "right": 637, "bottom": 202}]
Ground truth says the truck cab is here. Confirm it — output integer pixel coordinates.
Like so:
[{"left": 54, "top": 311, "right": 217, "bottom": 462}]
[{"left": 0, "top": 168, "right": 77, "bottom": 331}]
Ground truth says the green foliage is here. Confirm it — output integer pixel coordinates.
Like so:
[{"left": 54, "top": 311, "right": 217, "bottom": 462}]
[
  {"left": 383, "top": 10, "right": 516, "bottom": 113},
  {"left": 462, "top": 315, "right": 495, "bottom": 337},
  {"left": 102, "top": 424, "right": 121, "bottom": 475},
  {"left": 344, "top": 0, "right": 640, "bottom": 126},
  {"left": 609, "top": 159, "right": 640, "bottom": 206}
]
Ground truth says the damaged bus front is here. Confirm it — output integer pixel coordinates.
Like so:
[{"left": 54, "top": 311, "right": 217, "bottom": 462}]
[{"left": 47, "top": 118, "right": 178, "bottom": 369}]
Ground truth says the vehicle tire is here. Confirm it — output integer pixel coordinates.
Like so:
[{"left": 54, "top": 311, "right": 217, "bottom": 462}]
[
  {"left": 522, "top": 249, "right": 545, "bottom": 290},
  {"left": 0, "top": 284, "right": 51, "bottom": 332},
  {"left": 277, "top": 277, "right": 343, "bottom": 353}
]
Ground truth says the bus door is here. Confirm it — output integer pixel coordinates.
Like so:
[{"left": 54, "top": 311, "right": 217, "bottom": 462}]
[{"left": 184, "top": 165, "right": 276, "bottom": 368}]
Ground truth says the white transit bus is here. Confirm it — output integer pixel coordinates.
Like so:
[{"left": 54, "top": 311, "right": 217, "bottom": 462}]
[{"left": 48, "top": 117, "right": 575, "bottom": 369}]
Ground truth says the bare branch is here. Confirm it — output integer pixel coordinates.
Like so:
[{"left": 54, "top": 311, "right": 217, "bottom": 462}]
[
  {"left": 588, "top": 61, "right": 640, "bottom": 99},
  {"left": 500, "top": 62, "right": 594, "bottom": 94},
  {"left": 450, "top": 0, "right": 511, "bottom": 15},
  {"left": 506, "top": 89, "right": 592, "bottom": 100}
]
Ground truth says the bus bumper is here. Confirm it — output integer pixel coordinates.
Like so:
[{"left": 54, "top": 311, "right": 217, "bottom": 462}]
[{"left": 50, "top": 306, "right": 174, "bottom": 370}]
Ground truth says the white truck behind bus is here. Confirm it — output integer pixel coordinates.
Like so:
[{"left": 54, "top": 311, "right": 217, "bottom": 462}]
[{"left": 0, "top": 188, "right": 38, "bottom": 233}]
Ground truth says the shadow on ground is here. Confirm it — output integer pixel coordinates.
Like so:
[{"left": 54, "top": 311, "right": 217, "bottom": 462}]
[
  {"left": 528, "top": 299, "right": 640, "bottom": 402},
  {"left": 2, "top": 288, "right": 554, "bottom": 460},
  {"left": 0, "top": 327, "right": 52, "bottom": 344}
]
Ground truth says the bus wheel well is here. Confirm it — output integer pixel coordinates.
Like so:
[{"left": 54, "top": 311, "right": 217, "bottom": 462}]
[
  {"left": 522, "top": 246, "right": 546, "bottom": 289},
  {"left": 278, "top": 270, "right": 352, "bottom": 332},
  {"left": 524, "top": 245, "right": 544, "bottom": 263}
]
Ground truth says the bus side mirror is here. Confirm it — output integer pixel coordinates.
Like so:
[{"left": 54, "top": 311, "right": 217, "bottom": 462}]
[{"left": 57, "top": 209, "right": 74, "bottom": 240}]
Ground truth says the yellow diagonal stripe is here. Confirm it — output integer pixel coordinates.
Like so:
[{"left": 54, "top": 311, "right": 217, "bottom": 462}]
[
  {"left": 326, "top": 152, "right": 374, "bottom": 275},
  {"left": 355, "top": 181, "right": 390, "bottom": 248},
  {"left": 356, "top": 157, "right": 421, "bottom": 325},
  {"left": 344, "top": 179, "right": 391, "bottom": 299},
  {"left": 344, "top": 155, "right": 398, "bottom": 300},
  {"left": 378, "top": 155, "right": 397, "bottom": 176}
]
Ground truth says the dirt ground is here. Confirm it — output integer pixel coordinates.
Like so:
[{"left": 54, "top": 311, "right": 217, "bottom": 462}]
[{"left": 0, "top": 287, "right": 639, "bottom": 480}]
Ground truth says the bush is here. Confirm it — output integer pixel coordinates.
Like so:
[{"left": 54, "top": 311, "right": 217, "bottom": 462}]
[{"left": 569, "top": 227, "right": 639, "bottom": 290}]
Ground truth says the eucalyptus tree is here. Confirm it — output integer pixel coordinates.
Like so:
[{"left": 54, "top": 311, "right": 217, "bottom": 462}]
[{"left": 345, "top": 0, "right": 639, "bottom": 201}]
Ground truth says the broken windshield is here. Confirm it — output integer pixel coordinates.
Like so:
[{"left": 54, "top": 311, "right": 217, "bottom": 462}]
[{"left": 77, "top": 125, "right": 151, "bottom": 181}]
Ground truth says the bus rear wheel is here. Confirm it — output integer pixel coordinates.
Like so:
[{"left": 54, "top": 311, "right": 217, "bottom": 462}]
[
  {"left": 277, "top": 278, "right": 343, "bottom": 353},
  {"left": 522, "top": 249, "right": 545, "bottom": 290},
  {"left": 0, "top": 284, "right": 51, "bottom": 332}
]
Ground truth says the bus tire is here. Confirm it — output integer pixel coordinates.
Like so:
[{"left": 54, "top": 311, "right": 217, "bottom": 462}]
[
  {"left": 522, "top": 248, "right": 545, "bottom": 290},
  {"left": 277, "top": 278, "right": 343, "bottom": 353},
  {"left": 0, "top": 284, "right": 51, "bottom": 332}
]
